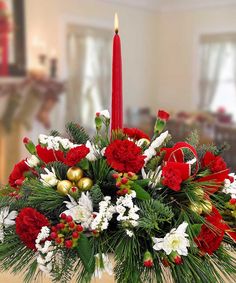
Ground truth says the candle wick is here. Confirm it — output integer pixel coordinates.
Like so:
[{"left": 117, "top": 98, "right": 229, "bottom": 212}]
[{"left": 115, "top": 29, "right": 119, "bottom": 35}]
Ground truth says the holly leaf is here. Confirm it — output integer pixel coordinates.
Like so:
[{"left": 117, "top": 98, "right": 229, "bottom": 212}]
[
  {"left": 77, "top": 234, "right": 95, "bottom": 274},
  {"left": 132, "top": 183, "right": 151, "bottom": 200}
]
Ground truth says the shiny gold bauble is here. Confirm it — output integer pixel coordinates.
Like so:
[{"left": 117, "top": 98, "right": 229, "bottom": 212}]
[
  {"left": 201, "top": 200, "right": 212, "bottom": 214},
  {"left": 57, "top": 180, "right": 73, "bottom": 195},
  {"left": 189, "top": 203, "right": 203, "bottom": 214},
  {"left": 78, "top": 177, "right": 93, "bottom": 191},
  {"left": 194, "top": 188, "right": 205, "bottom": 198},
  {"left": 66, "top": 167, "right": 83, "bottom": 182}
]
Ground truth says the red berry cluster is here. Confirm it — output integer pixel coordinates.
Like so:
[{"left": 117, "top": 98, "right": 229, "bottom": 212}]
[
  {"left": 143, "top": 250, "right": 154, "bottom": 268},
  {"left": 112, "top": 172, "right": 137, "bottom": 196},
  {"left": 143, "top": 259, "right": 154, "bottom": 268},
  {"left": 50, "top": 213, "right": 83, "bottom": 249}
]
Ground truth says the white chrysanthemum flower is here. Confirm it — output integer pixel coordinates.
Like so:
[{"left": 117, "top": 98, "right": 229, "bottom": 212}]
[
  {"left": 152, "top": 222, "right": 190, "bottom": 256},
  {"left": 223, "top": 173, "right": 236, "bottom": 199},
  {"left": 94, "top": 253, "right": 113, "bottom": 279},
  {"left": 62, "top": 193, "right": 94, "bottom": 229},
  {"left": 0, "top": 207, "right": 17, "bottom": 242},
  {"left": 26, "top": 155, "right": 40, "bottom": 168},
  {"left": 85, "top": 140, "right": 99, "bottom": 161},
  {"left": 38, "top": 134, "right": 48, "bottom": 144},
  {"left": 40, "top": 168, "right": 59, "bottom": 187},
  {"left": 144, "top": 131, "right": 169, "bottom": 164}
]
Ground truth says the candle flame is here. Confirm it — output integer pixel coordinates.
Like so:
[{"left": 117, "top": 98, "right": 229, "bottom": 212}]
[{"left": 114, "top": 13, "right": 119, "bottom": 34}]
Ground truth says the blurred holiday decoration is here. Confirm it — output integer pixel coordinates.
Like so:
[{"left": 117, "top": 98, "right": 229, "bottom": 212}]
[
  {"left": 0, "top": 75, "right": 64, "bottom": 131},
  {"left": 0, "top": 0, "right": 11, "bottom": 76},
  {"left": 0, "top": 109, "right": 235, "bottom": 283}
]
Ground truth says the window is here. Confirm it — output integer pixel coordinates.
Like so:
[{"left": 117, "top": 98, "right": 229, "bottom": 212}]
[{"left": 67, "top": 25, "right": 112, "bottom": 131}]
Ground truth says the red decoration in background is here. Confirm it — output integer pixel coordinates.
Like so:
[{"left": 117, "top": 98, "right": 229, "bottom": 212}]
[
  {"left": 111, "top": 14, "right": 123, "bottom": 131},
  {"left": 0, "top": 1, "right": 11, "bottom": 76}
]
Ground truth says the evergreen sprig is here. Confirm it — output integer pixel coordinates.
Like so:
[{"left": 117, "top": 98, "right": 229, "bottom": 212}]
[{"left": 66, "top": 122, "right": 90, "bottom": 144}]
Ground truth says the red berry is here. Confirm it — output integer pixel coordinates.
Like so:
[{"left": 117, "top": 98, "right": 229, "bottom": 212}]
[
  {"left": 112, "top": 173, "right": 119, "bottom": 179},
  {"left": 144, "top": 260, "right": 153, "bottom": 268},
  {"left": 50, "top": 232, "right": 57, "bottom": 239},
  {"left": 162, "top": 258, "right": 170, "bottom": 267},
  {"left": 66, "top": 215, "right": 73, "bottom": 223},
  {"left": 128, "top": 172, "right": 135, "bottom": 178},
  {"left": 23, "top": 137, "right": 30, "bottom": 144},
  {"left": 51, "top": 226, "right": 57, "bottom": 232},
  {"left": 173, "top": 256, "right": 183, "bottom": 265},
  {"left": 230, "top": 198, "right": 236, "bottom": 205},
  {"left": 71, "top": 187, "right": 78, "bottom": 192},
  {"left": 122, "top": 189, "right": 128, "bottom": 195},
  {"left": 117, "top": 190, "right": 122, "bottom": 195},
  {"left": 116, "top": 181, "right": 122, "bottom": 187},
  {"left": 65, "top": 240, "right": 73, "bottom": 249},
  {"left": 61, "top": 213, "right": 67, "bottom": 220},
  {"left": 76, "top": 225, "right": 83, "bottom": 232},
  {"left": 72, "top": 231, "right": 79, "bottom": 239},
  {"left": 69, "top": 222, "right": 75, "bottom": 229},
  {"left": 121, "top": 177, "right": 128, "bottom": 184},
  {"left": 56, "top": 237, "right": 62, "bottom": 244}
]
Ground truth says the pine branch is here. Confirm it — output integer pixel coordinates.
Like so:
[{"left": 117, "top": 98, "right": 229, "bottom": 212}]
[{"left": 66, "top": 122, "right": 90, "bottom": 144}]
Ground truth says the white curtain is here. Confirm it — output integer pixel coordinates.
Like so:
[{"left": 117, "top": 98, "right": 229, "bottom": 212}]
[
  {"left": 199, "top": 40, "right": 227, "bottom": 110},
  {"left": 67, "top": 27, "right": 111, "bottom": 131}
]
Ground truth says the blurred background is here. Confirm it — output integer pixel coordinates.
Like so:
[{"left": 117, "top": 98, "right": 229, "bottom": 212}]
[{"left": 1, "top": 0, "right": 236, "bottom": 184}]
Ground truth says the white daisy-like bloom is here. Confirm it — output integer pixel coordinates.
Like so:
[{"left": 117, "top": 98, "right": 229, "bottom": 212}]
[
  {"left": 85, "top": 140, "right": 99, "bottom": 161},
  {"left": 25, "top": 155, "right": 40, "bottom": 168},
  {"left": 35, "top": 226, "right": 54, "bottom": 276},
  {"left": 40, "top": 168, "right": 59, "bottom": 187},
  {"left": 99, "top": 110, "right": 110, "bottom": 119},
  {"left": 38, "top": 134, "right": 77, "bottom": 151},
  {"left": 152, "top": 222, "right": 190, "bottom": 256},
  {"left": 142, "top": 166, "right": 162, "bottom": 189},
  {"left": 0, "top": 207, "right": 17, "bottom": 242},
  {"left": 115, "top": 191, "right": 139, "bottom": 229},
  {"left": 126, "top": 229, "right": 134, "bottom": 237},
  {"left": 94, "top": 253, "right": 113, "bottom": 279},
  {"left": 223, "top": 173, "right": 236, "bottom": 199},
  {"left": 91, "top": 197, "right": 116, "bottom": 232},
  {"left": 62, "top": 193, "right": 94, "bottom": 230},
  {"left": 143, "top": 131, "right": 169, "bottom": 164}
]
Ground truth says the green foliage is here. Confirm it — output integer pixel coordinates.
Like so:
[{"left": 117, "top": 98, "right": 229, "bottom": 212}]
[
  {"left": 88, "top": 158, "right": 111, "bottom": 183},
  {"left": 138, "top": 199, "right": 174, "bottom": 234},
  {"left": 185, "top": 130, "right": 199, "bottom": 147},
  {"left": 45, "top": 161, "right": 69, "bottom": 180},
  {"left": 90, "top": 184, "right": 104, "bottom": 208},
  {"left": 111, "top": 129, "right": 126, "bottom": 141},
  {"left": 22, "top": 179, "right": 65, "bottom": 215},
  {"left": 66, "top": 122, "right": 90, "bottom": 144},
  {"left": 132, "top": 183, "right": 151, "bottom": 200},
  {"left": 50, "top": 130, "right": 61, "bottom": 137},
  {"left": 77, "top": 234, "right": 95, "bottom": 274}
]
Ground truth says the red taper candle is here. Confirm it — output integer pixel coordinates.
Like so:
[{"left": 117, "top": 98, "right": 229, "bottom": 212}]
[{"left": 111, "top": 13, "right": 123, "bottom": 131}]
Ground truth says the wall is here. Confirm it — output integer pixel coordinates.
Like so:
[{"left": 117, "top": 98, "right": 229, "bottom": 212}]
[
  {"left": 154, "top": 5, "right": 236, "bottom": 112},
  {"left": 24, "top": 0, "right": 157, "bottom": 117}
]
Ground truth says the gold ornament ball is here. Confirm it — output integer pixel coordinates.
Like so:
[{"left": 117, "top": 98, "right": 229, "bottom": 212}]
[
  {"left": 201, "top": 200, "right": 212, "bottom": 214},
  {"left": 78, "top": 177, "right": 93, "bottom": 191},
  {"left": 189, "top": 203, "right": 203, "bottom": 215},
  {"left": 67, "top": 167, "right": 83, "bottom": 182},
  {"left": 57, "top": 180, "right": 73, "bottom": 195}
]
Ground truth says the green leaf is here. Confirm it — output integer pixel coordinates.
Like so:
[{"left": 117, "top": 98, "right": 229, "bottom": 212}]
[
  {"left": 190, "top": 224, "right": 202, "bottom": 238},
  {"left": 77, "top": 234, "right": 95, "bottom": 274},
  {"left": 78, "top": 158, "right": 89, "bottom": 171},
  {"left": 132, "top": 183, "right": 150, "bottom": 200}
]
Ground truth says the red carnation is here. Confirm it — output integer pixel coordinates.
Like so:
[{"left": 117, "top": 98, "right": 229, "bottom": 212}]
[
  {"left": 15, "top": 207, "right": 50, "bottom": 250},
  {"left": 202, "top": 151, "right": 227, "bottom": 173},
  {"left": 157, "top": 110, "right": 170, "bottom": 121},
  {"left": 105, "top": 140, "right": 145, "bottom": 173},
  {"left": 65, "top": 145, "right": 90, "bottom": 166},
  {"left": 162, "top": 162, "right": 190, "bottom": 191},
  {"left": 123, "top": 128, "right": 150, "bottom": 141},
  {"left": 36, "top": 145, "right": 65, "bottom": 164},
  {"left": 194, "top": 207, "right": 228, "bottom": 255},
  {"left": 8, "top": 160, "right": 30, "bottom": 188}
]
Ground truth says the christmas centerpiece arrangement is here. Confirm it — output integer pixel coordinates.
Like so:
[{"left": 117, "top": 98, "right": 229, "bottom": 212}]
[{"left": 0, "top": 14, "right": 236, "bottom": 283}]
